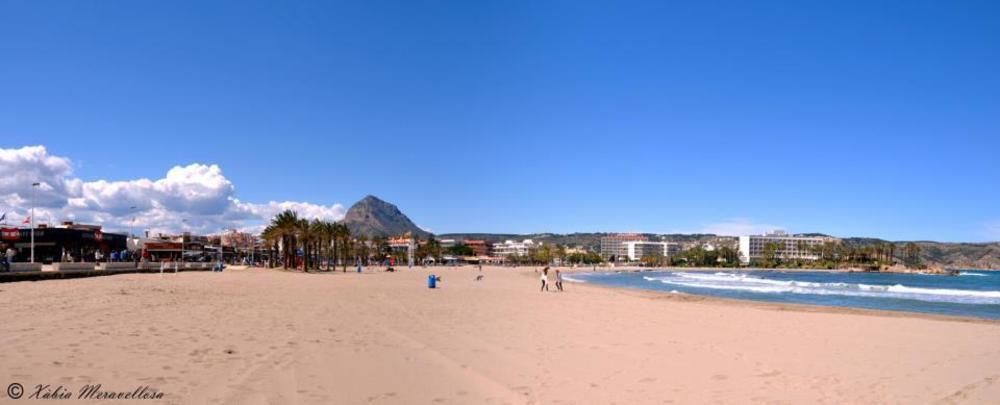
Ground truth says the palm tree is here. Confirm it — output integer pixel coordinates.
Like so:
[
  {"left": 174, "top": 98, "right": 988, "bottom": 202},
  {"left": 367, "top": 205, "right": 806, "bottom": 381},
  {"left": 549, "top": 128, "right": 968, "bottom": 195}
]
[
  {"left": 270, "top": 210, "right": 300, "bottom": 269},
  {"left": 309, "top": 219, "right": 327, "bottom": 271},
  {"left": 296, "top": 218, "right": 313, "bottom": 271},
  {"left": 332, "top": 223, "right": 351, "bottom": 272},
  {"left": 261, "top": 225, "right": 280, "bottom": 268},
  {"left": 320, "top": 221, "right": 335, "bottom": 271},
  {"left": 903, "top": 242, "right": 921, "bottom": 268}
]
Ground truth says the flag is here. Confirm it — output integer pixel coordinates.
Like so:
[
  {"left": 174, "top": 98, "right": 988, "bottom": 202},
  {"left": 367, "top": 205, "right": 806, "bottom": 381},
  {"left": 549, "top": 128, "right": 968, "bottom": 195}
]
[
  {"left": 22, "top": 215, "right": 31, "bottom": 225},
  {"left": 0, "top": 212, "right": 5, "bottom": 222}
]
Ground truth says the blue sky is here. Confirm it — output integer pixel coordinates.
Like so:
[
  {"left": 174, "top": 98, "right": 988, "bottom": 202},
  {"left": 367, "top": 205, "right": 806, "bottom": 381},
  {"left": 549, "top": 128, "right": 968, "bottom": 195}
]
[{"left": 1, "top": 0, "right": 998, "bottom": 241}]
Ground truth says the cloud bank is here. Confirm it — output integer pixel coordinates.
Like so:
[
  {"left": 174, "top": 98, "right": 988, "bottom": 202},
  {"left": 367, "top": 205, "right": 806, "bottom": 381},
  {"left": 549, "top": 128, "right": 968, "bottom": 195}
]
[{"left": 0, "top": 145, "right": 344, "bottom": 236}]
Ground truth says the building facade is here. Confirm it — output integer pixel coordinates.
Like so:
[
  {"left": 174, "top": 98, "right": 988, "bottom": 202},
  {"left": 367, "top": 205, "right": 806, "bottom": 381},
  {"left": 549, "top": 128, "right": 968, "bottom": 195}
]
[
  {"left": 600, "top": 233, "right": 647, "bottom": 261},
  {"left": 0, "top": 224, "right": 126, "bottom": 263},
  {"left": 737, "top": 231, "right": 837, "bottom": 264},
  {"left": 623, "top": 241, "right": 681, "bottom": 261},
  {"left": 492, "top": 239, "right": 537, "bottom": 258},
  {"left": 463, "top": 240, "right": 491, "bottom": 256}
]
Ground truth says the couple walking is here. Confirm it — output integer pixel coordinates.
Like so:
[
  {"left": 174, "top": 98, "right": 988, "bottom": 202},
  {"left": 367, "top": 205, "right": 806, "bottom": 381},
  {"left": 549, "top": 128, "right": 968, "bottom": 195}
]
[{"left": 540, "top": 266, "right": 563, "bottom": 292}]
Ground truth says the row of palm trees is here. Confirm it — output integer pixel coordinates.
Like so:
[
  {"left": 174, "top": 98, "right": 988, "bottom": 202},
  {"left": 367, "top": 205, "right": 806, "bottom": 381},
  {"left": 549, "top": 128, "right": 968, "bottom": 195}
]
[
  {"left": 261, "top": 210, "right": 352, "bottom": 271},
  {"left": 756, "top": 240, "right": 919, "bottom": 268}
]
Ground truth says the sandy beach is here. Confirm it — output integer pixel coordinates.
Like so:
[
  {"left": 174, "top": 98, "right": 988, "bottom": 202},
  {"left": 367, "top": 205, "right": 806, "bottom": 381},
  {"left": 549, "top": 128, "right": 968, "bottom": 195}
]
[{"left": 1, "top": 266, "right": 998, "bottom": 404}]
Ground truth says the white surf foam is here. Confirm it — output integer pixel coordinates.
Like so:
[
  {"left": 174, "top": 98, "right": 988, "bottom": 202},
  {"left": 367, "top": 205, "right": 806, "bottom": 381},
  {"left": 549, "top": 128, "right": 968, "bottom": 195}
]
[{"left": 641, "top": 272, "right": 1000, "bottom": 305}]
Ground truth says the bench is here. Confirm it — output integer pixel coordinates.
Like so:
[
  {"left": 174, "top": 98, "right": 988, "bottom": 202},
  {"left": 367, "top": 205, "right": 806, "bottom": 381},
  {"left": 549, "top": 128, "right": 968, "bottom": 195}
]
[
  {"left": 99, "top": 263, "right": 138, "bottom": 271},
  {"left": 10, "top": 263, "right": 43, "bottom": 272}
]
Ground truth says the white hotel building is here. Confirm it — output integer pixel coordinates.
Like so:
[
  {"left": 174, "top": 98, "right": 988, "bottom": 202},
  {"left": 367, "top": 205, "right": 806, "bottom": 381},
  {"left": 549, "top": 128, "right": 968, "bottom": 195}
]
[
  {"left": 623, "top": 241, "right": 681, "bottom": 261},
  {"left": 737, "top": 231, "right": 837, "bottom": 264},
  {"left": 492, "top": 239, "right": 538, "bottom": 258}
]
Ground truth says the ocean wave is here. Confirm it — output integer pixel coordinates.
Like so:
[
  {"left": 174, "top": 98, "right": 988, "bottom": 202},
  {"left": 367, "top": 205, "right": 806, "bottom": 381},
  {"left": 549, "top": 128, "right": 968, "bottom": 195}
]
[
  {"left": 959, "top": 272, "right": 988, "bottom": 277},
  {"left": 885, "top": 284, "right": 1000, "bottom": 298},
  {"left": 643, "top": 272, "right": 1000, "bottom": 305}
]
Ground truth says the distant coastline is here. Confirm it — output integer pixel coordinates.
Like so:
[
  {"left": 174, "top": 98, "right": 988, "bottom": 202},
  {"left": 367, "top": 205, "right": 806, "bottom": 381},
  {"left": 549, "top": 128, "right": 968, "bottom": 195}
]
[{"left": 439, "top": 232, "right": 1000, "bottom": 270}]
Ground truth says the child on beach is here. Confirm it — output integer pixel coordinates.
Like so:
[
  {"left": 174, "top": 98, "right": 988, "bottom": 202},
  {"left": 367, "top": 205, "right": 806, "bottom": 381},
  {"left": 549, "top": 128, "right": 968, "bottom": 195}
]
[
  {"left": 540, "top": 267, "right": 549, "bottom": 292},
  {"left": 555, "top": 269, "right": 564, "bottom": 292}
]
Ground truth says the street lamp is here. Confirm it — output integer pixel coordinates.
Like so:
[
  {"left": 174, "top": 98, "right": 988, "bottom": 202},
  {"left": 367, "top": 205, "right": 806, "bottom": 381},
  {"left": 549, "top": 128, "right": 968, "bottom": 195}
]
[
  {"left": 180, "top": 219, "right": 187, "bottom": 262},
  {"left": 128, "top": 206, "right": 137, "bottom": 251},
  {"left": 219, "top": 229, "right": 226, "bottom": 267},
  {"left": 30, "top": 182, "right": 40, "bottom": 263}
]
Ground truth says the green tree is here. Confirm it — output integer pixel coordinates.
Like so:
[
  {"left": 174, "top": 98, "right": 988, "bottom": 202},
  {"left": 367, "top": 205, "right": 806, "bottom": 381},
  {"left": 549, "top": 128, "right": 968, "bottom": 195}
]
[
  {"left": 447, "top": 244, "right": 474, "bottom": 256},
  {"left": 903, "top": 242, "right": 922, "bottom": 268},
  {"left": 269, "top": 210, "right": 300, "bottom": 270},
  {"left": 717, "top": 246, "right": 738, "bottom": 267},
  {"left": 760, "top": 242, "right": 780, "bottom": 268}
]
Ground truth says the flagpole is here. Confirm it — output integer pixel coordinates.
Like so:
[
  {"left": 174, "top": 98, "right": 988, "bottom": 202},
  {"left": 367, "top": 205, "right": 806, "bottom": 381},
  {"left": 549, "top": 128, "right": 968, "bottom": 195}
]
[{"left": 31, "top": 182, "right": 40, "bottom": 264}]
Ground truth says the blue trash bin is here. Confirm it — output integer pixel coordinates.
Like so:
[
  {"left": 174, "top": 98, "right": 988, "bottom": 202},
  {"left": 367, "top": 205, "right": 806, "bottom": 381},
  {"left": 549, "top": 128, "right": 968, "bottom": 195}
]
[{"left": 427, "top": 274, "right": 436, "bottom": 289}]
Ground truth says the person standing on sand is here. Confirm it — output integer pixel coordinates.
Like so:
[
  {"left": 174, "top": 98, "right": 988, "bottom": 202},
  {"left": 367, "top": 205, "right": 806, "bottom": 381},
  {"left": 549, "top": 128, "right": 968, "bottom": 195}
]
[
  {"left": 1, "top": 244, "right": 11, "bottom": 272},
  {"left": 540, "top": 267, "right": 550, "bottom": 292},
  {"left": 555, "top": 269, "right": 564, "bottom": 292}
]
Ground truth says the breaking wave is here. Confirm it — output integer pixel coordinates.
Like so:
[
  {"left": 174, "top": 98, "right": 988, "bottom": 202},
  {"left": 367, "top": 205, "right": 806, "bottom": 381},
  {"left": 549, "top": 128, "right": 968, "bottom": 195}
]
[{"left": 642, "top": 272, "right": 1000, "bottom": 305}]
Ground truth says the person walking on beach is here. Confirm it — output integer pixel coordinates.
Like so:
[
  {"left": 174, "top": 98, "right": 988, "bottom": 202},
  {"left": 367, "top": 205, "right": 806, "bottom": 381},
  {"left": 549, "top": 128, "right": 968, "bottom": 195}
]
[
  {"left": 555, "top": 269, "right": 564, "bottom": 292},
  {"left": 1, "top": 245, "right": 11, "bottom": 272},
  {"left": 540, "top": 267, "right": 550, "bottom": 292}
]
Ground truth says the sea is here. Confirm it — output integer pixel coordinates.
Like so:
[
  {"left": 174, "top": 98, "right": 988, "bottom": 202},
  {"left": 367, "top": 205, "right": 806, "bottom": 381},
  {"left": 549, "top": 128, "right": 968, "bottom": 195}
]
[{"left": 566, "top": 269, "right": 1000, "bottom": 320}]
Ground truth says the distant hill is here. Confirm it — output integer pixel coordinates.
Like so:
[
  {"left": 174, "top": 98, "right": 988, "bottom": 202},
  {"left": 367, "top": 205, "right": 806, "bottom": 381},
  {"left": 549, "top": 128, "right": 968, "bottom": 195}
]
[
  {"left": 341, "top": 195, "right": 430, "bottom": 238},
  {"left": 841, "top": 237, "right": 1000, "bottom": 269},
  {"left": 342, "top": 197, "right": 998, "bottom": 269}
]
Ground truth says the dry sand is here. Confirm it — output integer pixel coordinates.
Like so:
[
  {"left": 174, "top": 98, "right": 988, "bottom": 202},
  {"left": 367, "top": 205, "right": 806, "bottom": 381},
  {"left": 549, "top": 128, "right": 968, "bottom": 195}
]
[{"left": 1, "top": 265, "right": 998, "bottom": 404}]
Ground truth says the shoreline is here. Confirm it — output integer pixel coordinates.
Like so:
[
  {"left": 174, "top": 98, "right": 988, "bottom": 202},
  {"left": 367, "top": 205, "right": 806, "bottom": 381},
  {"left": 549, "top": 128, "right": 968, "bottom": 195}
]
[
  {"left": 547, "top": 267, "right": 1000, "bottom": 324},
  {"left": 559, "top": 265, "right": 999, "bottom": 273},
  {"left": 560, "top": 272, "right": 1000, "bottom": 325},
  {"left": 281, "top": 264, "right": 998, "bottom": 323}
]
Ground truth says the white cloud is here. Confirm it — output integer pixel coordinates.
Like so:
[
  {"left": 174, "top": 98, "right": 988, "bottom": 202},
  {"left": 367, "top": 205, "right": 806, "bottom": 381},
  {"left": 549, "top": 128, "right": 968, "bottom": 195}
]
[
  {"left": 701, "top": 218, "right": 783, "bottom": 236},
  {"left": 0, "top": 145, "right": 75, "bottom": 208},
  {"left": 0, "top": 145, "right": 346, "bottom": 235},
  {"left": 233, "top": 200, "right": 346, "bottom": 223}
]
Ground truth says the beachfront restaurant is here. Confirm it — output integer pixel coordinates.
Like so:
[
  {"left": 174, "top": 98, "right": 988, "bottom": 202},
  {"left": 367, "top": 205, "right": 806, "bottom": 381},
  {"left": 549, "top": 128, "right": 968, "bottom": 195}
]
[{"left": 0, "top": 226, "right": 126, "bottom": 264}]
